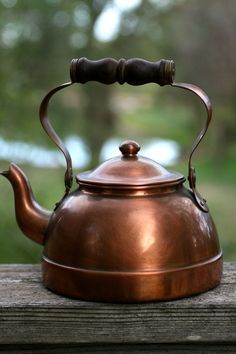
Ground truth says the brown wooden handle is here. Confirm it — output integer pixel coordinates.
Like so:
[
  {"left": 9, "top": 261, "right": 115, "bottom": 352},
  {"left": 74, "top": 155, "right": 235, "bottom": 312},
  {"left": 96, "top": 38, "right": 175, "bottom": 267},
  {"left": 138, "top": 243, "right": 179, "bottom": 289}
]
[{"left": 70, "top": 58, "right": 175, "bottom": 86}]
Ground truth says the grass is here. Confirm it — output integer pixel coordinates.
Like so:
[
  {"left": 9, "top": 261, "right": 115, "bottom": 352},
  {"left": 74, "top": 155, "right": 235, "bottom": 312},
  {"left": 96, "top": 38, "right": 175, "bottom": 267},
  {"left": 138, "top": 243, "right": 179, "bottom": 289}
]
[
  {"left": 0, "top": 164, "right": 64, "bottom": 263},
  {"left": 201, "top": 181, "right": 236, "bottom": 260},
  {"left": 0, "top": 102, "right": 235, "bottom": 263},
  {"left": 120, "top": 101, "right": 236, "bottom": 261},
  {"left": 0, "top": 156, "right": 235, "bottom": 263},
  {"left": 192, "top": 158, "right": 236, "bottom": 261}
]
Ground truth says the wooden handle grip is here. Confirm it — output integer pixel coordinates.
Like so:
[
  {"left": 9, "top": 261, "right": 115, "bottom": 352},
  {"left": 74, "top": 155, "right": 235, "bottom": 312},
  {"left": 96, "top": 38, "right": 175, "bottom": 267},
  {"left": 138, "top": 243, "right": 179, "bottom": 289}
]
[{"left": 70, "top": 58, "right": 175, "bottom": 86}]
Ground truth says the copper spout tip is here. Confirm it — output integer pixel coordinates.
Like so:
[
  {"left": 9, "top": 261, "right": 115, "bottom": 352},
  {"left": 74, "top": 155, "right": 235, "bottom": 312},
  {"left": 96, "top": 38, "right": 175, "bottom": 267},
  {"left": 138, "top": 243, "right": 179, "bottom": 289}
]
[
  {"left": 0, "top": 169, "right": 9, "bottom": 177},
  {"left": 0, "top": 162, "right": 19, "bottom": 178}
]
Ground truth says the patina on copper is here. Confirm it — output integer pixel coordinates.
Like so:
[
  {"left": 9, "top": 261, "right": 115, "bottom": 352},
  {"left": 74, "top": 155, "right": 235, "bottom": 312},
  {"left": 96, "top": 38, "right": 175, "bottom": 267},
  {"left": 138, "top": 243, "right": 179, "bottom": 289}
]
[{"left": 1, "top": 58, "right": 222, "bottom": 302}]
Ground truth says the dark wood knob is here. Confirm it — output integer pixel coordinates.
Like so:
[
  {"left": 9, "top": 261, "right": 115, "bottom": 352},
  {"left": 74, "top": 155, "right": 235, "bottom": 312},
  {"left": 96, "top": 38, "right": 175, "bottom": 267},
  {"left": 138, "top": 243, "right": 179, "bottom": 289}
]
[
  {"left": 119, "top": 140, "right": 140, "bottom": 156},
  {"left": 70, "top": 58, "right": 175, "bottom": 86}
]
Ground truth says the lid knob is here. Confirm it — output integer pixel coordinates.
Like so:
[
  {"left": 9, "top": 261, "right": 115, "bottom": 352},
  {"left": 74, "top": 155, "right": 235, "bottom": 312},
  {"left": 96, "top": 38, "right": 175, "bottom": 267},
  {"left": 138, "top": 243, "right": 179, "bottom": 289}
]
[{"left": 119, "top": 140, "right": 140, "bottom": 157}]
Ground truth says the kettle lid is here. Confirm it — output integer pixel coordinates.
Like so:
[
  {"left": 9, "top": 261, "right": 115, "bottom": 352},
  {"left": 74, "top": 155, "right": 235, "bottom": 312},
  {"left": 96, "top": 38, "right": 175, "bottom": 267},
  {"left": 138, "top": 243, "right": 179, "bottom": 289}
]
[{"left": 77, "top": 140, "right": 185, "bottom": 188}]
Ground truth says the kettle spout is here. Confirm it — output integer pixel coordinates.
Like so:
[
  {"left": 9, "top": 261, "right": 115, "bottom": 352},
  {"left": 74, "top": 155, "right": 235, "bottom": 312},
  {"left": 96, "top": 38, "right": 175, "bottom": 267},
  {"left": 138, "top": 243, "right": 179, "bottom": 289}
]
[{"left": 1, "top": 163, "right": 52, "bottom": 245}]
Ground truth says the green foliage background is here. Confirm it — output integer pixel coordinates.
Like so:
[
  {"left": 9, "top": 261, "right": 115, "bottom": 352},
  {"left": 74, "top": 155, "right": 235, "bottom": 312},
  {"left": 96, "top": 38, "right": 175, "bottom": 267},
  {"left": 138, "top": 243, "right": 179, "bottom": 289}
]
[{"left": 0, "top": 0, "right": 235, "bottom": 262}]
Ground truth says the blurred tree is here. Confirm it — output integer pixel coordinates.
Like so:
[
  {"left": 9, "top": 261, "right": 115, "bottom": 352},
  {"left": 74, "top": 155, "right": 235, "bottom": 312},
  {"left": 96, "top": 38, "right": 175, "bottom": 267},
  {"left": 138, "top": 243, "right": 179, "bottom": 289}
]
[
  {"left": 0, "top": 0, "right": 236, "bottom": 263},
  {"left": 158, "top": 0, "right": 236, "bottom": 162},
  {"left": 0, "top": 0, "right": 236, "bottom": 165},
  {"left": 0, "top": 0, "right": 117, "bottom": 168}
]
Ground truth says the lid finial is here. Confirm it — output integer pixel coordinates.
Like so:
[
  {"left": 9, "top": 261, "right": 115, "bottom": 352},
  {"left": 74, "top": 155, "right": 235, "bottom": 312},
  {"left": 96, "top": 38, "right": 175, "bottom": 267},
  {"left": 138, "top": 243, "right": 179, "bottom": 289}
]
[{"left": 119, "top": 140, "right": 140, "bottom": 157}]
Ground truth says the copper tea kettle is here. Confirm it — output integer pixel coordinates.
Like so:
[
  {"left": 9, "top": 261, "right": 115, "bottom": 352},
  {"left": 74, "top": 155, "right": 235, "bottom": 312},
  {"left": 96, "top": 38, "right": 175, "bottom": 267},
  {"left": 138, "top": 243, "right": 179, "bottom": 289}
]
[{"left": 1, "top": 58, "right": 222, "bottom": 302}]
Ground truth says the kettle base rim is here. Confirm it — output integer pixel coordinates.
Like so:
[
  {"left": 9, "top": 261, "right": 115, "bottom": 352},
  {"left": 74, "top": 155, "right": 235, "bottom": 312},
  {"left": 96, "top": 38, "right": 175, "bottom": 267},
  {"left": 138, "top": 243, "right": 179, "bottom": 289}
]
[{"left": 42, "top": 253, "right": 223, "bottom": 303}]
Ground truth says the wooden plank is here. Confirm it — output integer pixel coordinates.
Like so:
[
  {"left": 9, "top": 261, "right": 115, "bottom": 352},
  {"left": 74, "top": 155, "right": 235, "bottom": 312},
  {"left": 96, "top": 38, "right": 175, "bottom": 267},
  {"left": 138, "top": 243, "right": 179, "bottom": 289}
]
[
  {"left": 0, "top": 263, "right": 235, "bottom": 346},
  {"left": 0, "top": 343, "right": 235, "bottom": 354}
]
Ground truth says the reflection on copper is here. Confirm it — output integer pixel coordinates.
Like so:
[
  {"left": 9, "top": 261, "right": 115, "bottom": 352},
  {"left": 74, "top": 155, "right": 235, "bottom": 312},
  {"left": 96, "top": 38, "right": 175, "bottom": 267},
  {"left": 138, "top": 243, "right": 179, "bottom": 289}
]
[{"left": 1, "top": 58, "right": 222, "bottom": 302}]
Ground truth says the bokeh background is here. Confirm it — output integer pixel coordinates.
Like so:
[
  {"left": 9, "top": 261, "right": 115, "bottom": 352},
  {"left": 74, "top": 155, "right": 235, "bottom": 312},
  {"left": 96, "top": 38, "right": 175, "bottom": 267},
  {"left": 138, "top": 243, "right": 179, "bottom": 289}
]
[{"left": 0, "top": 0, "right": 235, "bottom": 263}]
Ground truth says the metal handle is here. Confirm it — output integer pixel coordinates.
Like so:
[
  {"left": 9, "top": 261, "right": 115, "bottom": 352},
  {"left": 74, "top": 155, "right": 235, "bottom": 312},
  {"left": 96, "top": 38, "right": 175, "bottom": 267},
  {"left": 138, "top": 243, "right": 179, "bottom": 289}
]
[
  {"left": 39, "top": 58, "right": 211, "bottom": 212},
  {"left": 171, "top": 82, "right": 212, "bottom": 212},
  {"left": 39, "top": 57, "right": 174, "bottom": 205},
  {"left": 39, "top": 82, "right": 73, "bottom": 203},
  {"left": 70, "top": 58, "right": 175, "bottom": 86}
]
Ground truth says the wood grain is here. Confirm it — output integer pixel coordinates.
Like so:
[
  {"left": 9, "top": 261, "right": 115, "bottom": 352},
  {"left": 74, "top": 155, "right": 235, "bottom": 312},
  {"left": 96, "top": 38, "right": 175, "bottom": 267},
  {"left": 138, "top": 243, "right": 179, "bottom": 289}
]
[
  {"left": 0, "top": 263, "right": 235, "bottom": 351},
  {"left": 0, "top": 343, "right": 236, "bottom": 353}
]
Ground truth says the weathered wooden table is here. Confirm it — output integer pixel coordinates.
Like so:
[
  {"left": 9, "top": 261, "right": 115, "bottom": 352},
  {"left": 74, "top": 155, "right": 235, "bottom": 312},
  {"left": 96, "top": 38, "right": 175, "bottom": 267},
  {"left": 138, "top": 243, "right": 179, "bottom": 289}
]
[{"left": 0, "top": 263, "right": 235, "bottom": 353}]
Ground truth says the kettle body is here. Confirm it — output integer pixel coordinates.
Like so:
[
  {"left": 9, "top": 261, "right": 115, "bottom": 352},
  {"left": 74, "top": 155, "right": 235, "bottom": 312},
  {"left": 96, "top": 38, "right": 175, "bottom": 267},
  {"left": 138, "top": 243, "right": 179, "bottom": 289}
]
[
  {"left": 1, "top": 58, "right": 222, "bottom": 302},
  {"left": 42, "top": 180, "right": 222, "bottom": 302}
]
